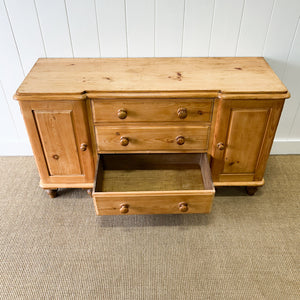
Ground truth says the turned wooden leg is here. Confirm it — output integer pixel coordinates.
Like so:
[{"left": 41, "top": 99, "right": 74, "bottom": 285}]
[
  {"left": 246, "top": 186, "right": 258, "bottom": 196},
  {"left": 86, "top": 188, "right": 93, "bottom": 197},
  {"left": 46, "top": 189, "right": 58, "bottom": 198}
]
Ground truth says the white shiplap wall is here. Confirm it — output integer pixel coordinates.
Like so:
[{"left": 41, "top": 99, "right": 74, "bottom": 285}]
[{"left": 0, "top": 0, "right": 300, "bottom": 155}]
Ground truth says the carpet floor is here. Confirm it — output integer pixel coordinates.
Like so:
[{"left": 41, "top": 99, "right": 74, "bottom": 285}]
[{"left": 0, "top": 156, "right": 299, "bottom": 299}]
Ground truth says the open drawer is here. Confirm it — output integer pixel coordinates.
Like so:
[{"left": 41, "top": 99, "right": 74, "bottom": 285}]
[{"left": 92, "top": 153, "right": 215, "bottom": 215}]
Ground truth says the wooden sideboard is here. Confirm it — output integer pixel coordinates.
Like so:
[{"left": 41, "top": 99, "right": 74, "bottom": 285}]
[{"left": 14, "top": 57, "right": 289, "bottom": 215}]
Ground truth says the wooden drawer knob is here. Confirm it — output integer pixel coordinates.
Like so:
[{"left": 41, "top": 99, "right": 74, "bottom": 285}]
[
  {"left": 177, "top": 108, "right": 187, "bottom": 119},
  {"left": 80, "top": 143, "right": 88, "bottom": 151},
  {"left": 176, "top": 135, "right": 185, "bottom": 145},
  {"left": 118, "top": 109, "right": 127, "bottom": 119},
  {"left": 217, "top": 142, "right": 225, "bottom": 150},
  {"left": 120, "top": 136, "right": 129, "bottom": 146},
  {"left": 178, "top": 202, "right": 188, "bottom": 212},
  {"left": 120, "top": 204, "right": 129, "bottom": 213}
]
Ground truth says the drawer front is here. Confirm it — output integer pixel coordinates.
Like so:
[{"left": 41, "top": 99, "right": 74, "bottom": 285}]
[
  {"left": 95, "top": 125, "right": 210, "bottom": 152},
  {"left": 93, "top": 192, "right": 214, "bottom": 215},
  {"left": 92, "top": 99, "right": 213, "bottom": 123}
]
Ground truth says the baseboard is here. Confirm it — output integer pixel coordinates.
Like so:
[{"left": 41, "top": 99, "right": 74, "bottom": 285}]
[
  {"left": 271, "top": 140, "right": 300, "bottom": 154},
  {"left": 0, "top": 140, "right": 33, "bottom": 156}
]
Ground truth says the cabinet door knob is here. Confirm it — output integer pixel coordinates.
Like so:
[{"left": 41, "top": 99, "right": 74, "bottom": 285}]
[
  {"left": 120, "top": 204, "right": 129, "bottom": 213},
  {"left": 80, "top": 143, "right": 88, "bottom": 151},
  {"left": 120, "top": 137, "right": 129, "bottom": 146},
  {"left": 178, "top": 202, "right": 188, "bottom": 212},
  {"left": 176, "top": 135, "right": 185, "bottom": 145},
  {"left": 177, "top": 108, "right": 187, "bottom": 119},
  {"left": 217, "top": 142, "right": 225, "bottom": 151},
  {"left": 118, "top": 109, "right": 127, "bottom": 119}
]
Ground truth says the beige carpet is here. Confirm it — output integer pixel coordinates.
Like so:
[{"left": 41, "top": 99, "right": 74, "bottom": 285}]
[{"left": 0, "top": 156, "right": 299, "bottom": 299}]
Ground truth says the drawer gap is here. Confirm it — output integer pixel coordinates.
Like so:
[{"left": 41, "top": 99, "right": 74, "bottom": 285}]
[{"left": 96, "top": 154, "right": 209, "bottom": 192}]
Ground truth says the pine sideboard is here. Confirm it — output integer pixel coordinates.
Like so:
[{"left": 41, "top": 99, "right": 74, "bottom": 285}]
[{"left": 14, "top": 57, "right": 289, "bottom": 215}]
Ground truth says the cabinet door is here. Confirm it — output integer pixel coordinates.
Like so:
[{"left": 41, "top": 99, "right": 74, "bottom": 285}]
[
  {"left": 211, "top": 99, "right": 284, "bottom": 183},
  {"left": 20, "top": 100, "right": 95, "bottom": 187}
]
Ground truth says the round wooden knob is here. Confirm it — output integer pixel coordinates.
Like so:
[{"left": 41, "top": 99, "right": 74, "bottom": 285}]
[
  {"left": 217, "top": 142, "right": 225, "bottom": 151},
  {"left": 118, "top": 109, "right": 127, "bottom": 119},
  {"left": 120, "top": 137, "right": 129, "bottom": 146},
  {"left": 177, "top": 108, "right": 187, "bottom": 119},
  {"left": 176, "top": 135, "right": 185, "bottom": 145},
  {"left": 80, "top": 143, "right": 88, "bottom": 151},
  {"left": 178, "top": 202, "right": 188, "bottom": 212},
  {"left": 120, "top": 204, "right": 129, "bottom": 213},
  {"left": 52, "top": 154, "right": 59, "bottom": 160}
]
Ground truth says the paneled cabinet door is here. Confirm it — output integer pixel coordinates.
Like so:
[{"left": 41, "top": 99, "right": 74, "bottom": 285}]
[
  {"left": 211, "top": 99, "right": 284, "bottom": 183},
  {"left": 20, "top": 100, "right": 95, "bottom": 187}
]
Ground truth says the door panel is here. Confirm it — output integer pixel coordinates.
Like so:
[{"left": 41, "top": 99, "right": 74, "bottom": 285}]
[
  {"left": 223, "top": 109, "right": 270, "bottom": 174},
  {"left": 34, "top": 110, "right": 82, "bottom": 176},
  {"left": 211, "top": 99, "right": 284, "bottom": 183},
  {"left": 20, "top": 100, "right": 95, "bottom": 186}
]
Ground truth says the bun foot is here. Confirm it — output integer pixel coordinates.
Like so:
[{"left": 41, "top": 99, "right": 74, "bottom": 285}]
[
  {"left": 46, "top": 189, "right": 58, "bottom": 198},
  {"left": 246, "top": 186, "right": 258, "bottom": 196},
  {"left": 86, "top": 188, "right": 93, "bottom": 197}
]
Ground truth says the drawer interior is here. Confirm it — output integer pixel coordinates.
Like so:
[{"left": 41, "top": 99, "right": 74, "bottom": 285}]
[{"left": 93, "top": 153, "right": 215, "bottom": 215}]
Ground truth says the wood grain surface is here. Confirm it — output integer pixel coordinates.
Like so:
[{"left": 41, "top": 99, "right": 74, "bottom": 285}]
[{"left": 14, "top": 57, "right": 288, "bottom": 100}]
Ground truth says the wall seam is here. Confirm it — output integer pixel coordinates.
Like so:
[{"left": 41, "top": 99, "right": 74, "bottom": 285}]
[
  {"left": 181, "top": 0, "right": 186, "bottom": 57},
  {"left": 208, "top": 0, "right": 216, "bottom": 56},
  {"left": 33, "top": 0, "right": 47, "bottom": 57},
  {"left": 3, "top": 0, "right": 25, "bottom": 76},
  {"left": 235, "top": 0, "right": 246, "bottom": 56},
  {"left": 262, "top": 0, "right": 276, "bottom": 56},
  {"left": 94, "top": 0, "right": 101, "bottom": 57},
  {"left": 63, "top": 0, "right": 74, "bottom": 57},
  {"left": 0, "top": 80, "right": 19, "bottom": 138},
  {"left": 124, "top": 0, "right": 129, "bottom": 57}
]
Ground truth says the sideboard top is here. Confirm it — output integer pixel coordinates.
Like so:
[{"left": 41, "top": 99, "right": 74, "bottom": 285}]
[{"left": 15, "top": 57, "right": 289, "bottom": 100}]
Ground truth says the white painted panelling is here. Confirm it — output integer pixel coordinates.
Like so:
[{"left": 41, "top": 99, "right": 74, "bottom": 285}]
[
  {"left": 209, "top": 0, "right": 244, "bottom": 56},
  {"left": 236, "top": 0, "right": 274, "bottom": 56},
  {"left": 0, "top": 82, "right": 18, "bottom": 142},
  {"left": 263, "top": 0, "right": 300, "bottom": 79},
  {"left": 271, "top": 140, "right": 300, "bottom": 155},
  {"left": 65, "top": 0, "right": 100, "bottom": 57},
  {"left": 4, "top": 0, "right": 46, "bottom": 73},
  {"left": 0, "top": 0, "right": 28, "bottom": 140},
  {"left": 126, "top": 0, "right": 155, "bottom": 57},
  {"left": 35, "top": 0, "right": 73, "bottom": 57},
  {"left": 287, "top": 19, "right": 300, "bottom": 139},
  {"left": 275, "top": 17, "right": 300, "bottom": 139},
  {"left": 96, "top": 0, "right": 127, "bottom": 57},
  {"left": 155, "top": 0, "right": 185, "bottom": 57},
  {"left": 182, "top": 0, "right": 214, "bottom": 56},
  {"left": 1, "top": 0, "right": 300, "bottom": 154}
]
